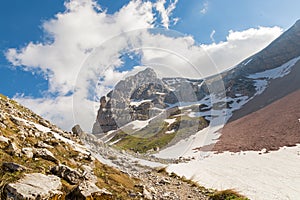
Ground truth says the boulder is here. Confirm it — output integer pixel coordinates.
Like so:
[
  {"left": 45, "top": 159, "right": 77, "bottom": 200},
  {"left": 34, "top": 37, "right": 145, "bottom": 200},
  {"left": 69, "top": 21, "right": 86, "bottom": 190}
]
[
  {"left": 143, "top": 187, "right": 153, "bottom": 200},
  {"left": 35, "top": 141, "right": 54, "bottom": 149},
  {"left": 5, "top": 142, "right": 21, "bottom": 156},
  {"left": 34, "top": 148, "right": 59, "bottom": 164},
  {"left": 22, "top": 147, "right": 34, "bottom": 159},
  {"left": 81, "top": 165, "right": 98, "bottom": 183},
  {"left": 0, "top": 135, "right": 10, "bottom": 145},
  {"left": 66, "top": 181, "right": 112, "bottom": 200},
  {"left": 51, "top": 165, "right": 82, "bottom": 185},
  {"left": 72, "top": 124, "right": 86, "bottom": 139},
  {"left": 2, "top": 162, "right": 26, "bottom": 172},
  {"left": 5, "top": 173, "right": 62, "bottom": 200}
]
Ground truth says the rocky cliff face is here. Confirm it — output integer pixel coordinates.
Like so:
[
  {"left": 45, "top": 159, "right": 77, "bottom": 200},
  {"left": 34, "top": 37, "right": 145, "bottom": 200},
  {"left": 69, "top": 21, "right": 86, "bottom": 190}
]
[{"left": 92, "top": 68, "right": 208, "bottom": 134}]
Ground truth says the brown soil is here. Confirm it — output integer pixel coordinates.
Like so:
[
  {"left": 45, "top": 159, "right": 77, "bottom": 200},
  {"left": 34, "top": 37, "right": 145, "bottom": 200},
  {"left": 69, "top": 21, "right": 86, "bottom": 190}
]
[{"left": 212, "top": 89, "right": 300, "bottom": 152}]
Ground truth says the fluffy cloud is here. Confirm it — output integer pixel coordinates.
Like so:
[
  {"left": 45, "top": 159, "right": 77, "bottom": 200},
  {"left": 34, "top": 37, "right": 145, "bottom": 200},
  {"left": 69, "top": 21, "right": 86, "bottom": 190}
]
[
  {"left": 200, "top": 1, "right": 209, "bottom": 14},
  {"left": 6, "top": 0, "right": 283, "bottom": 132},
  {"left": 155, "top": 0, "right": 178, "bottom": 28},
  {"left": 202, "top": 26, "right": 283, "bottom": 71}
]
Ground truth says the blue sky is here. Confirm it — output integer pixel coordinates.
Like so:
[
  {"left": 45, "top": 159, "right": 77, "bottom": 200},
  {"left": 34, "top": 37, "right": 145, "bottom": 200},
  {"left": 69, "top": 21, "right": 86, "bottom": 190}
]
[
  {"left": 0, "top": 0, "right": 299, "bottom": 130},
  {"left": 1, "top": 0, "right": 300, "bottom": 98}
]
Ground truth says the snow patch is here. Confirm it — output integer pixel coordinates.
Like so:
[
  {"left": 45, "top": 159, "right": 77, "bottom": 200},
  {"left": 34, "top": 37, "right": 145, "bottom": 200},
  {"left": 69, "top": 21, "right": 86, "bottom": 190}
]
[
  {"left": 165, "top": 130, "right": 175, "bottom": 134},
  {"left": 130, "top": 99, "right": 152, "bottom": 107},
  {"left": 164, "top": 118, "right": 176, "bottom": 125},
  {"left": 130, "top": 120, "right": 150, "bottom": 130},
  {"left": 167, "top": 145, "right": 300, "bottom": 200}
]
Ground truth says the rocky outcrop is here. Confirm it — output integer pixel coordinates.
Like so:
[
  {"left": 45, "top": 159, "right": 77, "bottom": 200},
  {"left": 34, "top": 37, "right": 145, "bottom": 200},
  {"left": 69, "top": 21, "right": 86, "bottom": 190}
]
[
  {"left": 51, "top": 165, "right": 82, "bottom": 185},
  {"left": 5, "top": 142, "right": 21, "bottom": 156},
  {"left": 5, "top": 173, "right": 63, "bottom": 200},
  {"left": 34, "top": 148, "right": 59, "bottom": 164},
  {"left": 72, "top": 124, "right": 86, "bottom": 139},
  {"left": 2, "top": 162, "right": 26, "bottom": 172},
  {"left": 66, "top": 181, "right": 112, "bottom": 200}
]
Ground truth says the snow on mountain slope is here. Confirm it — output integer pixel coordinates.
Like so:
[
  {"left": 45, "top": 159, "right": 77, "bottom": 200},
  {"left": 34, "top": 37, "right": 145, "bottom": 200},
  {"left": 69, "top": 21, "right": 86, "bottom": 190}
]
[
  {"left": 167, "top": 145, "right": 300, "bottom": 200},
  {"left": 248, "top": 56, "right": 300, "bottom": 95}
]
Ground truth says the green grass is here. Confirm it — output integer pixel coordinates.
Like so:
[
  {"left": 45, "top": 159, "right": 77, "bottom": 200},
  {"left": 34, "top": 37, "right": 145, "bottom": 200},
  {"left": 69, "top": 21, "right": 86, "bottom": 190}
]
[
  {"left": 110, "top": 115, "right": 208, "bottom": 153},
  {"left": 209, "top": 189, "right": 250, "bottom": 200}
]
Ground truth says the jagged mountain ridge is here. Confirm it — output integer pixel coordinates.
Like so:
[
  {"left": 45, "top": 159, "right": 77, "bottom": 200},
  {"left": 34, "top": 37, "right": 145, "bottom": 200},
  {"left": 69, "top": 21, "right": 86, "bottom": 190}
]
[{"left": 92, "top": 68, "right": 209, "bottom": 135}]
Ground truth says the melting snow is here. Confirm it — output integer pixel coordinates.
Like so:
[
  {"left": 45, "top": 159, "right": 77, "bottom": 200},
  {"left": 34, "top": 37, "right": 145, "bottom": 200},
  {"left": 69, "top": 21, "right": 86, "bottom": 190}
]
[
  {"left": 167, "top": 145, "right": 300, "bottom": 200},
  {"left": 130, "top": 99, "right": 152, "bottom": 107},
  {"left": 130, "top": 120, "right": 150, "bottom": 130},
  {"left": 164, "top": 118, "right": 176, "bottom": 125},
  {"left": 248, "top": 56, "right": 300, "bottom": 96}
]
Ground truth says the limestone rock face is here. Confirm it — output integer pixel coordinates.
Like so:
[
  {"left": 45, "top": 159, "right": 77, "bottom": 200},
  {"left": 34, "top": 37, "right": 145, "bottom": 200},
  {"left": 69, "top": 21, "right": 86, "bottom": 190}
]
[
  {"left": 51, "top": 165, "right": 82, "bottom": 185},
  {"left": 92, "top": 68, "right": 206, "bottom": 134},
  {"left": 66, "top": 181, "right": 112, "bottom": 200},
  {"left": 34, "top": 148, "right": 59, "bottom": 164},
  {"left": 5, "top": 173, "right": 63, "bottom": 200}
]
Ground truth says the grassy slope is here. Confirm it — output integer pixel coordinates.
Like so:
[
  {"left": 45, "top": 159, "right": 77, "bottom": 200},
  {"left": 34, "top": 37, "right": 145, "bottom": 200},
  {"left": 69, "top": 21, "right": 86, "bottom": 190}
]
[{"left": 110, "top": 115, "right": 208, "bottom": 153}]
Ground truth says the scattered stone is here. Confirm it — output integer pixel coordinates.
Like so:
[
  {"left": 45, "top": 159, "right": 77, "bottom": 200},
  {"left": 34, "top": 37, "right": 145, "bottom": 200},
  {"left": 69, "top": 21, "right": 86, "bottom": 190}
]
[
  {"left": 10, "top": 116, "right": 25, "bottom": 126},
  {"left": 81, "top": 165, "right": 98, "bottom": 183},
  {"left": 38, "top": 119, "right": 49, "bottom": 127},
  {"left": 66, "top": 181, "right": 112, "bottom": 200},
  {"left": 51, "top": 165, "right": 82, "bottom": 185},
  {"left": 34, "top": 148, "right": 59, "bottom": 164},
  {"left": 0, "top": 122, "right": 6, "bottom": 129},
  {"left": 2, "top": 162, "right": 26, "bottom": 172},
  {"left": 159, "top": 178, "right": 171, "bottom": 185},
  {"left": 0, "top": 135, "right": 10, "bottom": 145},
  {"left": 35, "top": 141, "right": 54, "bottom": 149},
  {"left": 5, "top": 142, "right": 21, "bottom": 156},
  {"left": 22, "top": 147, "right": 34, "bottom": 159},
  {"left": 5, "top": 173, "right": 62, "bottom": 200},
  {"left": 72, "top": 124, "right": 86, "bottom": 139},
  {"left": 143, "top": 188, "right": 153, "bottom": 200}
]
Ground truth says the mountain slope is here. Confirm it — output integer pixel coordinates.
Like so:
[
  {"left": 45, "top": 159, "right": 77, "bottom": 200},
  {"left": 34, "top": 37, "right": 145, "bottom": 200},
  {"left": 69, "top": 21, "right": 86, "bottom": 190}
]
[
  {"left": 0, "top": 93, "right": 141, "bottom": 199},
  {"left": 213, "top": 89, "right": 300, "bottom": 152}
]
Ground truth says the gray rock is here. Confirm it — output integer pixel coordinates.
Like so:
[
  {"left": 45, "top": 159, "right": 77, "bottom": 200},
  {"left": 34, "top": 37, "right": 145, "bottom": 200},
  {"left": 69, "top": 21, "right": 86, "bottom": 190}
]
[
  {"left": 0, "top": 135, "right": 10, "bottom": 145},
  {"left": 35, "top": 141, "right": 54, "bottom": 149},
  {"left": 66, "top": 181, "right": 112, "bottom": 199},
  {"left": 10, "top": 116, "right": 26, "bottom": 126},
  {"left": 143, "top": 188, "right": 153, "bottom": 200},
  {"left": 81, "top": 165, "right": 98, "bottom": 183},
  {"left": 5, "top": 142, "right": 21, "bottom": 156},
  {"left": 2, "top": 162, "right": 26, "bottom": 172},
  {"left": 21, "top": 147, "right": 34, "bottom": 159},
  {"left": 51, "top": 165, "right": 82, "bottom": 184},
  {"left": 72, "top": 124, "right": 86, "bottom": 139},
  {"left": 34, "top": 148, "right": 58, "bottom": 164},
  {"left": 0, "top": 122, "right": 6, "bottom": 129},
  {"left": 5, "top": 173, "right": 62, "bottom": 200}
]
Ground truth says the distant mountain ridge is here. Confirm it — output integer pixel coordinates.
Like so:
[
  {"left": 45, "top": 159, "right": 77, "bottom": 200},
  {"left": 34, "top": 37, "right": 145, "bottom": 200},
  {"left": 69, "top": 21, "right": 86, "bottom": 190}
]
[{"left": 92, "top": 20, "right": 300, "bottom": 154}]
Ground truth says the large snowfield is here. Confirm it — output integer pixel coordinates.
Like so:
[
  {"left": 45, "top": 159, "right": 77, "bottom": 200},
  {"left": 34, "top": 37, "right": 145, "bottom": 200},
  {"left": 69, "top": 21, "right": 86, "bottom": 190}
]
[{"left": 166, "top": 145, "right": 300, "bottom": 200}]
